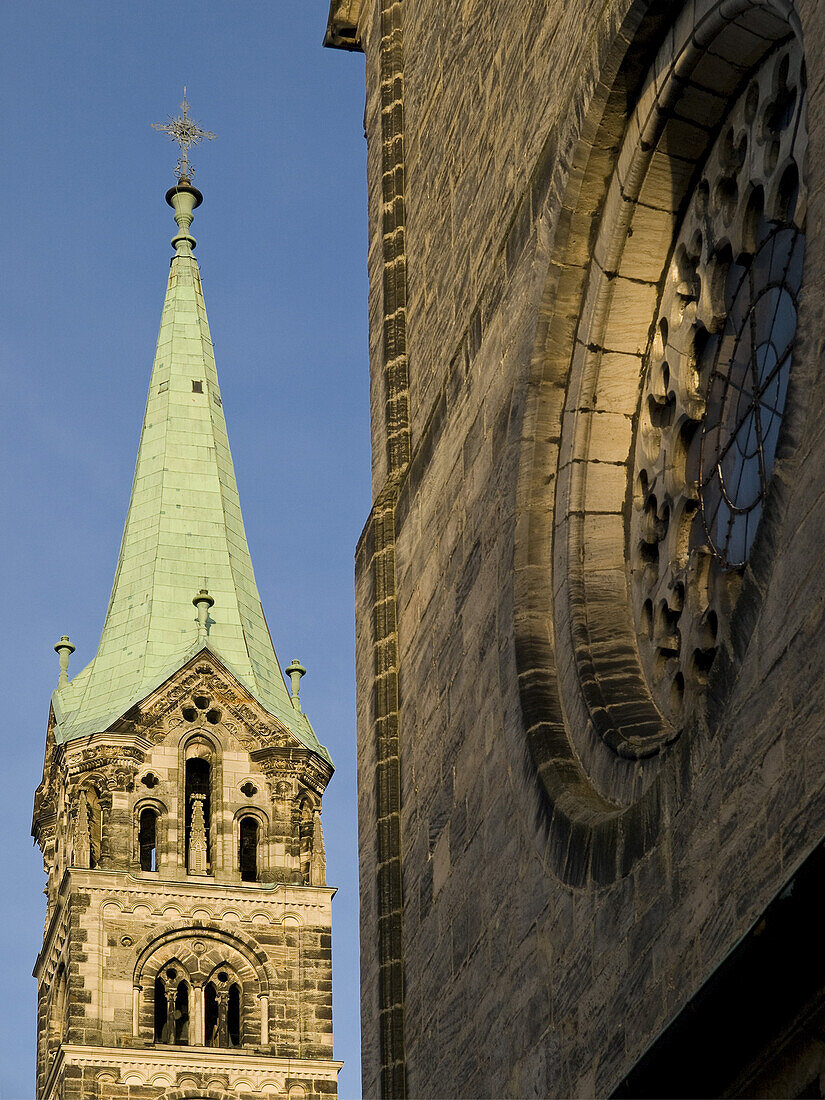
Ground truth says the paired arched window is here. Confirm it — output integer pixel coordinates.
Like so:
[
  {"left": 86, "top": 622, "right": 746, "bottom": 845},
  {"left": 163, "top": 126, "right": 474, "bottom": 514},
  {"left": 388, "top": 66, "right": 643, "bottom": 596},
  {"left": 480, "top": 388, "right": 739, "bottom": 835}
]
[
  {"left": 137, "top": 735, "right": 274, "bottom": 879},
  {"left": 151, "top": 960, "right": 244, "bottom": 1048}
]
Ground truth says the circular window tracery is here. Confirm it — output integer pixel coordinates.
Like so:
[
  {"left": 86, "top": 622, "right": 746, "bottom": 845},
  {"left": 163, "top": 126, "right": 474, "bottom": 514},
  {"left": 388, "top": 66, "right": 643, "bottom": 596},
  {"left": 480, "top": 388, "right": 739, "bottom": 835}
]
[
  {"left": 513, "top": 0, "right": 809, "bottom": 885},
  {"left": 630, "top": 42, "right": 807, "bottom": 724}
]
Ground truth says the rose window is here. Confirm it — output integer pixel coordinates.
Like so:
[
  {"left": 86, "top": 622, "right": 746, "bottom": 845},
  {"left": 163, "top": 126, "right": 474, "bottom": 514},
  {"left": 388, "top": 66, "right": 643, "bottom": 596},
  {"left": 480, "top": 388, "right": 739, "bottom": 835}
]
[{"left": 630, "top": 43, "right": 807, "bottom": 723}]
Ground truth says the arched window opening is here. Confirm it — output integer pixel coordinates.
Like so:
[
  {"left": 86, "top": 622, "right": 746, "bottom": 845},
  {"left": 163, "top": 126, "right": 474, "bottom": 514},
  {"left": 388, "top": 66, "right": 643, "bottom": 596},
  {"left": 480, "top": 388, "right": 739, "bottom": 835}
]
[
  {"left": 239, "top": 816, "right": 258, "bottom": 882},
  {"left": 185, "top": 757, "right": 211, "bottom": 874},
  {"left": 205, "top": 970, "right": 241, "bottom": 1048},
  {"left": 155, "top": 967, "right": 189, "bottom": 1044},
  {"left": 139, "top": 807, "right": 158, "bottom": 871},
  {"left": 228, "top": 983, "right": 241, "bottom": 1047},
  {"left": 75, "top": 787, "right": 103, "bottom": 869},
  {"left": 205, "top": 981, "right": 220, "bottom": 1046},
  {"left": 87, "top": 788, "right": 103, "bottom": 868},
  {"left": 153, "top": 976, "right": 167, "bottom": 1041},
  {"left": 299, "top": 799, "right": 314, "bottom": 885}
]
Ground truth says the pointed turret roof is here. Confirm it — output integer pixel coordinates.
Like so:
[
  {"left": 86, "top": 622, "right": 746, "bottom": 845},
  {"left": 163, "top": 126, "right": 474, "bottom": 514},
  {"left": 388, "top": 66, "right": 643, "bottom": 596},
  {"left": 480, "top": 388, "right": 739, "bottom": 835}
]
[{"left": 53, "top": 180, "right": 329, "bottom": 763}]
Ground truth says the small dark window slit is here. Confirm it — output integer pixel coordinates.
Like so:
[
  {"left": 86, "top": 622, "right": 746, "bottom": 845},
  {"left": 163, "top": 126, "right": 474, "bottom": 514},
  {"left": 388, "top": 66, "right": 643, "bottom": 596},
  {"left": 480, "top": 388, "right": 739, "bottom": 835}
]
[
  {"left": 139, "top": 807, "right": 158, "bottom": 871},
  {"left": 240, "top": 817, "right": 259, "bottom": 882},
  {"left": 154, "top": 976, "right": 167, "bottom": 1041}
]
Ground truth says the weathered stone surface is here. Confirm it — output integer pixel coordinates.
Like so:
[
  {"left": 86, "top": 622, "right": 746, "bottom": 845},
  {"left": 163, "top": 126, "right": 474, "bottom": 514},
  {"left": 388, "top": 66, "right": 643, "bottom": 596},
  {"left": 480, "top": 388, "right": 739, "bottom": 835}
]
[
  {"left": 337, "top": 0, "right": 825, "bottom": 1096},
  {"left": 34, "top": 650, "right": 340, "bottom": 1100}
]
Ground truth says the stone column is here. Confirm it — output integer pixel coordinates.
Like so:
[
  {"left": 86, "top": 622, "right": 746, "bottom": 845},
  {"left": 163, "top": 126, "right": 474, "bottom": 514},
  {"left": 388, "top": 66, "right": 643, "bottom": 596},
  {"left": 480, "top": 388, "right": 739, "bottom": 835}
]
[
  {"left": 194, "top": 985, "right": 205, "bottom": 1047},
  {"left": 132, "top": 985, "right": 141, "bottom": 1036},
  {"left": 259, "top": 993, "right": 269, "bottom": 1044}
]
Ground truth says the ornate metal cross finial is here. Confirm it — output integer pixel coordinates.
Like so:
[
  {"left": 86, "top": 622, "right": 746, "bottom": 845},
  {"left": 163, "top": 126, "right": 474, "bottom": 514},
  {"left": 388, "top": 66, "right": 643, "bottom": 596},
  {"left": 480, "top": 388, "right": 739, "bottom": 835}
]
[{"left": 152, "top": 87, "right": 216, "bottom": 182}]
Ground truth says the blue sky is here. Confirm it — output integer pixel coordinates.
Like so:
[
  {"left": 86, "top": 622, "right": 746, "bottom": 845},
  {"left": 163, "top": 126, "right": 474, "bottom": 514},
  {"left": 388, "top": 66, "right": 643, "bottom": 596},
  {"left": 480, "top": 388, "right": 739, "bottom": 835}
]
[{"left": 0, "top": 4, "right": 368, "bottom": 1096}]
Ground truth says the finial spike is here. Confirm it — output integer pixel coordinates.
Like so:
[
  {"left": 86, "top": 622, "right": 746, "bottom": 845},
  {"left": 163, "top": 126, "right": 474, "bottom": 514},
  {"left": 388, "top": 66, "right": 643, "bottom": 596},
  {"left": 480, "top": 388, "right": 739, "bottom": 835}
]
[
  {"left": 285, "top": 659, "right": 307, "bottom": 712},
  {"left": 54, "top": 635, "right": 75, "bottom": 688},
  {"left": 193, "top": 588, "right": 214, "bottom": 643},
  {"left": 152, "top": 92, "right": 216, "bottom": 184}
]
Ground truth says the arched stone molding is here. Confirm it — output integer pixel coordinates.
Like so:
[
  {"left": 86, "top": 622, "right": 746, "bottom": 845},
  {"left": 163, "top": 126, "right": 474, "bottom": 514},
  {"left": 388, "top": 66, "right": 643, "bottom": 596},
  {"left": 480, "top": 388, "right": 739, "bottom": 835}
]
[
  {"left": 133, "top": 796, "right": 168, "bottom": 816},
  {"left": 146, "top": 952, "right": 192, "bottom": 986},
  {"left": 133, "top": 921, "right": 275, "bottom": 993},
  {"left": 147, "top": 1073, "right": 175, "bottom": 1088},
  {"left": 513, "top": 0, "right": 807, "bottom": 885},
  {"left": 134, "top": 924, "right": 275, "bottom": 1047},
  {"left": 134, "top": 926, "right": 273, "bottom": 993}
]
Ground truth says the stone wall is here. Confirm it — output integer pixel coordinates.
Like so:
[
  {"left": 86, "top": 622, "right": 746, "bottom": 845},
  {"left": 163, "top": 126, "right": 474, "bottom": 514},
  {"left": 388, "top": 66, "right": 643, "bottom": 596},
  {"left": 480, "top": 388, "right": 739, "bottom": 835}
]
[
  {"left": 36, "top": 876, "right": 335, "bottom": 1097},
  {"left": 53, "top": 1056, "right": 338, "bottom": 1100},
  {"left": 347, "top": 0, "right": 825, "bottom": 1095},
  {"left": 33, "top": 654, "right": 340, "bottom": 1099}
]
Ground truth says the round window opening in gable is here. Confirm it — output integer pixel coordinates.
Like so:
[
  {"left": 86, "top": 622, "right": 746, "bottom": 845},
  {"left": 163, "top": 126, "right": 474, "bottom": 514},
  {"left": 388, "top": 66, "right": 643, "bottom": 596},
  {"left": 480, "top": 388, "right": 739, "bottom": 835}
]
[{"left": 630, "top": 42, "right": 806, "bottom": 727}]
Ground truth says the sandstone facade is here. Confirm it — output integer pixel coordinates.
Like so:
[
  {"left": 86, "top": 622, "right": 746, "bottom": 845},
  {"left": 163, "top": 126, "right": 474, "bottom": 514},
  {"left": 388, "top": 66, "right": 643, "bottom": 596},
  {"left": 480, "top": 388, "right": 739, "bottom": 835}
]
[
  {"left": 33, "top": 654, "right": 339, "bottom": 1100},
  {"left": 327, "top": 0, "right": 825, "bottom": 1095}
]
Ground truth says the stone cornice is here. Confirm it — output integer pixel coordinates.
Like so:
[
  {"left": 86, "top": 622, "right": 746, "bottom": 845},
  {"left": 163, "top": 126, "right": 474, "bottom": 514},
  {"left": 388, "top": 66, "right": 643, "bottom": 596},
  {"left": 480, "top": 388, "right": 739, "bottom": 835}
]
[
  {"left": 66, "top": 867, "right": 335, "bottom": 906},
  {"left": 46, "top": 1043, "right": 342, "bottom": 1096}
]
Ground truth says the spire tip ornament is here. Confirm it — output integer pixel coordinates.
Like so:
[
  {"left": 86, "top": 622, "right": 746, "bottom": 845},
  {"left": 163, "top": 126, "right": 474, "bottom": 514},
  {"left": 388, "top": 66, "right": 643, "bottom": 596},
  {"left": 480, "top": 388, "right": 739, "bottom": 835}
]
[{"left": 152, "top": 88, "right": 216, "bottom": 184}]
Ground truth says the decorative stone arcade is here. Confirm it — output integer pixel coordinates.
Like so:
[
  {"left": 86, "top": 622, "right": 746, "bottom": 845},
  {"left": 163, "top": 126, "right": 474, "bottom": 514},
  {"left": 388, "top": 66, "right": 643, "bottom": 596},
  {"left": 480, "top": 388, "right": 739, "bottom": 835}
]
[{"left": 32, "top": 99, "right": 341, "bottom": 1100}]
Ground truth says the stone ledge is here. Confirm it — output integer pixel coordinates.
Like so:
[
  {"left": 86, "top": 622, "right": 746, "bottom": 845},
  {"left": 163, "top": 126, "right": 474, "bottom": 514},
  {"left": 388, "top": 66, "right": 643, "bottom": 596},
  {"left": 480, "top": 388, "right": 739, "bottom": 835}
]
[
  {"left": 66, "top": 869, "right": 336, "bottom": 908},
  {"left": 46, "top": 1043, "right": 342, "bottom": 1095}
]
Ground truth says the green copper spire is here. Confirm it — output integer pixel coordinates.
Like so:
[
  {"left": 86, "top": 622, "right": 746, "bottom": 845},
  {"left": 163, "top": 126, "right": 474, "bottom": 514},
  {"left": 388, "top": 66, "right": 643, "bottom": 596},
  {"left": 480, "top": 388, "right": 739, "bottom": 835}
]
[{"left": 53, "top": 165, "right": 329, "bottom": 762}]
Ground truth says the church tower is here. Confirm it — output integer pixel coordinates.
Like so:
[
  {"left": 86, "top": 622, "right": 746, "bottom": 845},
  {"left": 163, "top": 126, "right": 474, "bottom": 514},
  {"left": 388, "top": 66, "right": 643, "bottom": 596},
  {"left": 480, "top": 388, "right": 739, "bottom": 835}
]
[{"left": 32, "top": 102, "right": 341, "bottom": 1100}]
